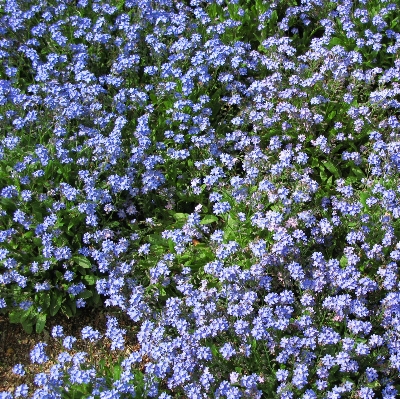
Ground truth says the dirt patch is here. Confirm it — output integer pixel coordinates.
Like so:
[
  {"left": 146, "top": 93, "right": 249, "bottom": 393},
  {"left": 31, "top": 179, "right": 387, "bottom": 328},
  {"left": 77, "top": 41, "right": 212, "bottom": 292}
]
[{"left": 0, "top": 307, "right": 140, "bottom": 393}]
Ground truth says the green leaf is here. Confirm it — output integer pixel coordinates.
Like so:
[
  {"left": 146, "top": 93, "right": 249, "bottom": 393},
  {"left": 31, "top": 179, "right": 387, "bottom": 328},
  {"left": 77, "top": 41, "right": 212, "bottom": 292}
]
[
  {"left": 327, "top": 110, "right": 336, "bottom": 121},
  {"left": 36, "top": 314, "right": 46, "bottom": 333},
  {"left": 62, "top": 301, "right": 76, "bottom": 318},
  {"left": 323, "top": 161, "right": 340, "bottom": 179},
  {"left": 173, "top": 212, "right": 188, "bottom": 222},
  {"left": 0, "top": 198, "right": 17, "bottom": 212},
  {"left": 148, "top": 234, "right": 165, "bottom": 246},
  {"left": 200, "top": 215, "right": 219, "bottom": 225},
  {"left": 21, "top": 319, "right": 33, "bottom": 334},
  {"left": 31, "top": 203, "right": 43, "bottom": 220},
  {"left": 359, "top": 191, "right": 369, "bottom": 208},
  {"left": 73, "top": 256, "right": 92, "bottom": 268},
  {"left": 33, "top": 237, "right": 42, "bottom": 246},
  {"left": 22, "top": 231, "right": 34, "bottom": 239},
  {"left": 349, "top": 166, "right": 365, "bottom": 180},
  {"left": 9, "top": 310, "right": 22, "bottom": 324},
  {"left": 92, "top": 290, "right": 101, "bottom": 306},
  {"left": 37, "top": 292, "right": 50, "bottom": 311},
  {"left": 225, "top": 215, "right": 240, "bottom": 241},
  {"left": 55, "top": 270, "right": 63, "bottom": 280},
  {"left": 319, "top": 166, "right": 327, "bottom": 182},
  {"left": 79, "top": 290, "right": 94, "bottom": 299},
  {"left": 329, "top": 37, "right": 343, "bottom": 47},
  {"left": 98, "top": 359, "right": 106, "bottom": 370},
  {"left": 311, "top": 157, "right": 320, "bottom": 169},
  {"left": 83, "top": 275, "right": 97, "bottom": 285},
  {"left": 50, "top": 292, "right": 62, "bottom": 316},
  {"left": 113, "top": 365, "right": 122, "bottom": 380},
  {"left": 153, "top": 244, "right": 165, "bottom": 256},
  {"left": 116, "top": 0, "right": 125, "bottom": 10},
  {"left": 210, "top": 344, "right": 219, "bottom": 357},
  {"left": 20, "top": 308, "right": 33, "bottom": 323},
  {"left": 269, "top": 10, "right": 278, "bottom": 25},
  {"left": 366, "top": 380, "right": 381, "bottom": 389},
  {"left": 330, "top": 365, "right": 340, "bottom": 375}
]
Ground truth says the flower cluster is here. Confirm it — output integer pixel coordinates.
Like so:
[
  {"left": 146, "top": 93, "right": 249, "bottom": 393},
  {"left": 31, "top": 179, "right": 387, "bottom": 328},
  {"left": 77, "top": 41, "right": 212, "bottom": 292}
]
[{"left": 1, "top": 0, "right": 400, "bottom": 398}]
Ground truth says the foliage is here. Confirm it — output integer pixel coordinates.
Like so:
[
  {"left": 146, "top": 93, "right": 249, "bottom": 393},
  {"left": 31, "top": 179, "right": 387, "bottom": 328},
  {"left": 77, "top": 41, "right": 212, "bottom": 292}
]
[{"left": 1, "top": 0, "right": 400, "bottom": 398}]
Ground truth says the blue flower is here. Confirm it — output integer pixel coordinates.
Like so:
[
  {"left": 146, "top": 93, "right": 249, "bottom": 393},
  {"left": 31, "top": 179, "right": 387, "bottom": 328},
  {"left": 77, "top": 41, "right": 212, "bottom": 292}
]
[
  {"left": 51, "top": 325, "right": 64, "bottom": 338},
  {"left": 213, "top": 201, "right": 231, "bottom": 215},
  {"left": 220, "top": 342, "right": 236, "bottom": 360},
  {"left": 76, "top": 298, "right": 86, "bottom": 308},
  {"left": 358, "top": 387, "right": 375, "bottom": 399},
  {"left": 365, "top": 367, "right": 378, "bottom": 382},
  {"left": 12, "top": 364, "right": 25, "bottom": 376},
  {"left": 30, "top": 343, "right": 48, "bottom": 364},
  {"left": 138, "top": 243, "right": 151, "bottom": 255},
  {"left": 63, "top": 336, "right": 77, "bottom": 350},
  {"left": 1, "top": 185, "right": 18, "bottom": 198},
  {"left": 14, "top": 384, "right": 29, "bottom": 398}
]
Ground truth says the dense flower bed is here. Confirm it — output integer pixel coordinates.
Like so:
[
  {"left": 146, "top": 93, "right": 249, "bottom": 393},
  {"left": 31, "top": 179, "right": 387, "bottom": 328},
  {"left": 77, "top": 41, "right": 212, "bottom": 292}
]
[{"left": 1, "top": 0, "right": 400, "bottom": 397}]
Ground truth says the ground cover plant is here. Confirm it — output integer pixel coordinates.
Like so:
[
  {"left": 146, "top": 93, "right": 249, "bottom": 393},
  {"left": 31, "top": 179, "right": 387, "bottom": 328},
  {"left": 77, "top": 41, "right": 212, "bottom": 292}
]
[{"left": 1, "top": 0, "right": 400, "bottom": 397}]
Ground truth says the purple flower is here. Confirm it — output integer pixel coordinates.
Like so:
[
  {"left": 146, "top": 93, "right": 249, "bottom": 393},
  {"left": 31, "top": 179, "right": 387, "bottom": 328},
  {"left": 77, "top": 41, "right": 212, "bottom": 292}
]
[
  {"left": 106, "top": 316, "right": 126, "bottom": 350},
  {"left": 358, "top": 387, "right": 375, "bottom": 399},
  {"left": 138, "top": 243, "right": 151, "bottom": 255},
  {"left": 302, "top": 390, "right": 317, "bottom": 399},
  {"left": 276, "top": 369, "right": 289, "bottom": 382},
  {"left": 318, "top": 327, "right": 341, "bottom": 345},
  {"left": 81, "top": 326, "right": 102, "bottom": 342},
  {"left": 365, "top": 367, "right": 378, "bottom": 382},
  {"left": 210, "top": 230, "right": 224, "bottom": 243},
  {"left": 76, "top": 298, "right": 86, "bottom": 308},
  {"left": 220, "top": 342, "right": 236, "bottom": 360},
  {"left": 51, "top": 325, "right": 64, "bottom": 338},
  {"left": 213, "top": 201, "right": 231, "bottom": 215},
  {"left": 30, "top": 343, "right": 48, "bottom": 364},
  {"left": 63, "top": 336, "right": 77, "bottom": 350},
  {"left": 12, "top": 364, "right": 25, "bottom": 376},
  {"left": 14, "top": 383, "right": 29, "bottom": 398},
  {"left": 292, "top": 364, "right": 309, "bottom": 389}
]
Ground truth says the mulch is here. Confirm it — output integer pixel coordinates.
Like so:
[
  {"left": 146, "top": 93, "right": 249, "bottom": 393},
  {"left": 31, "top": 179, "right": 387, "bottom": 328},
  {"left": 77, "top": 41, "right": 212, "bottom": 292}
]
[{"left": 0, "top": 306, "right": 140, "bottom": 393}]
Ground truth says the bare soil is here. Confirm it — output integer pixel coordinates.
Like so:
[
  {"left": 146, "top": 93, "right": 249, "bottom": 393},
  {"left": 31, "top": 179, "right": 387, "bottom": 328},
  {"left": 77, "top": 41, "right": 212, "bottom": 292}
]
[{"left": 0, "top": 307, "right": 140, "bottom": 393}]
